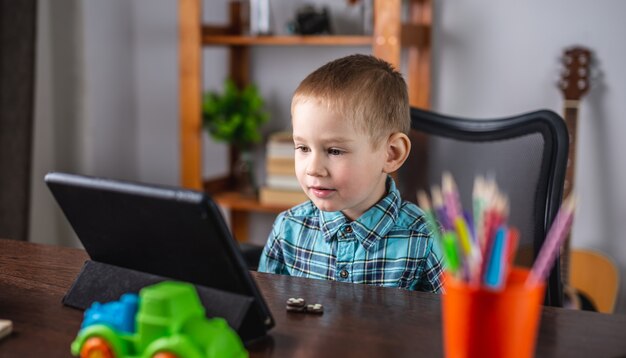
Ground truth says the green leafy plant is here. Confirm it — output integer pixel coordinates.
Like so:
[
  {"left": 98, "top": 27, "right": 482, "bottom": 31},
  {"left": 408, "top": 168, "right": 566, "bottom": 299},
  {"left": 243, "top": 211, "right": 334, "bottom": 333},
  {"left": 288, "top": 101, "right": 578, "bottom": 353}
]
[{"left": 202, "top": 79, "right": 269, "bottom": 149}]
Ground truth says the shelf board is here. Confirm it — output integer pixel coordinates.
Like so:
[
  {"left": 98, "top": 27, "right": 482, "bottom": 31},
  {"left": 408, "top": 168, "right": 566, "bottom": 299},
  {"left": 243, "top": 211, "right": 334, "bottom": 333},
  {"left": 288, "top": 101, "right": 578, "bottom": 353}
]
[
  {"left": 212, "top": 190, "right": 291, "bottom": 214},
  {"left": 202, "top": 34, "right": 373, "bottom": 46}
]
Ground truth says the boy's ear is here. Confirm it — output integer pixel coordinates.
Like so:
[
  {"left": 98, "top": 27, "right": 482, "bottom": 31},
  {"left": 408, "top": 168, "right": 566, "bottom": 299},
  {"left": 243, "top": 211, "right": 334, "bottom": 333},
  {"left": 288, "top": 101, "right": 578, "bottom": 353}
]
[{"left": 383, "top": 132, "right": 411, "bottom": 174}]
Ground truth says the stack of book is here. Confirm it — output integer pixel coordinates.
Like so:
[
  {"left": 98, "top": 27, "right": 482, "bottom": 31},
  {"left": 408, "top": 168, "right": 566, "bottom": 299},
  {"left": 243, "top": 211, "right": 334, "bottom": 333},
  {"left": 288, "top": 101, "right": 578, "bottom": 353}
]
[{"left": 259, "top": 132, "right": 308, "bottom": 206}]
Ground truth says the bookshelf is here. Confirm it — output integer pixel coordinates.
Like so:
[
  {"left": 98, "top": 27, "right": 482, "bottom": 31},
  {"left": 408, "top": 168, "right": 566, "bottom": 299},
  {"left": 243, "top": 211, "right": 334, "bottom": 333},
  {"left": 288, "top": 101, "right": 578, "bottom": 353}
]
[
  {"left": 202, "top": 35, "right": 373, "bottom": 46},
  {"left": 179, "top": 0, "right": 432, "bottom": 242}
]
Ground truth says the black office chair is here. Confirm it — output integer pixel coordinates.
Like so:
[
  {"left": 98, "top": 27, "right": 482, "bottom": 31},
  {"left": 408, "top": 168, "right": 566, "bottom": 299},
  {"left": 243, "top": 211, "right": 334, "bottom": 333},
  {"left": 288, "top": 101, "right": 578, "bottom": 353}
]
[
  {"left": 398, "top": 107, "right": 568, "bottom": 307},
  {"left": 239, "top": 242, "right": 263, "bottom": 271}
]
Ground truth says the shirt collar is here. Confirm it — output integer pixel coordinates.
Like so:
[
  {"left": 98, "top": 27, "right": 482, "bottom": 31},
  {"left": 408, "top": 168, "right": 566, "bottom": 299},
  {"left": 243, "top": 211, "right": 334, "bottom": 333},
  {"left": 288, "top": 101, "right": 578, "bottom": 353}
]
[{"left": 319, "top": 176, "right": 401, "bottom": 251}]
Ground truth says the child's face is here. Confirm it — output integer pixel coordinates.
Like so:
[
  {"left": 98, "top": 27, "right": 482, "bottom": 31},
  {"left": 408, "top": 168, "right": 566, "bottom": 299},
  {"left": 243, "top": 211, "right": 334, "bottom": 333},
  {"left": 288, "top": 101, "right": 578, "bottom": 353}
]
[{"left": 292, "top": 100, "right": 388, "bottom": 220}]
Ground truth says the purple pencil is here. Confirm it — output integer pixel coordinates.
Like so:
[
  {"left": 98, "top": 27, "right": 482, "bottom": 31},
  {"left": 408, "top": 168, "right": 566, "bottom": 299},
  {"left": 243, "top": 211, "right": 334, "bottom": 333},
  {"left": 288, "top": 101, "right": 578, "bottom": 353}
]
[
  {"left": 526, "top": 195, "right": 577, "bottom": 287},
  {"left": 431, "top": 185, "right": 452, "bottom": 230},
  {"left": 442, "top": 172, "right": 462, "bottom": 226}
]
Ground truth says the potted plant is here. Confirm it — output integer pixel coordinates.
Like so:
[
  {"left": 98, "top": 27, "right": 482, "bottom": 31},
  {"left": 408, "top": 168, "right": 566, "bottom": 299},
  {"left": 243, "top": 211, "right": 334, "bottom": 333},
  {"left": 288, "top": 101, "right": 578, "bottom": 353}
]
[{"left": 202, "top": 78, "right": 269, "bottom": 196}]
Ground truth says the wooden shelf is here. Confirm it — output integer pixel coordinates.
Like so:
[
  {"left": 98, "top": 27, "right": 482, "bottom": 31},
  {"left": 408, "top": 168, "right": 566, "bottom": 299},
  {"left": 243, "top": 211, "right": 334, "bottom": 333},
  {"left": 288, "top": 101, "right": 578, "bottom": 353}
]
[
  {"left": 212, "top": 191, "right": 289, "bottom": 214},
  {"left": 202, "top": 34, "right": 373, "bottom": 46},
  {"left": 180, "top": 0, "right": 433, "bottom": 241},
  {"left": 211, "top": 190, "right": 293, "bottom": 242}
]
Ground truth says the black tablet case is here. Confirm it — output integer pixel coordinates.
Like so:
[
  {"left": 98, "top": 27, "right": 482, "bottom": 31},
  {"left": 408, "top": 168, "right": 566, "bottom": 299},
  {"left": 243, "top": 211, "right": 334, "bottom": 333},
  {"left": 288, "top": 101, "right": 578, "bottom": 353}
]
[{"left": 45, "top": 172, "right": 273, "bottom": 343}]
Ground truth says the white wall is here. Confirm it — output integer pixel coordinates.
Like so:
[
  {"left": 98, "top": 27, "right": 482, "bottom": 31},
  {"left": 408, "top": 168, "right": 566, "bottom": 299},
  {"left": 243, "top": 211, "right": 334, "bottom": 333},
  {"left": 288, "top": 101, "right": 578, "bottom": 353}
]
[
  {"left": 30, "top": 0, "right": 626, "bottom": 313},
  {"left": 30, "top": 0, "right": 84, "bottom": 247},
  {"left": 133, "top": 0, "right": 179, "bottom": 185}
]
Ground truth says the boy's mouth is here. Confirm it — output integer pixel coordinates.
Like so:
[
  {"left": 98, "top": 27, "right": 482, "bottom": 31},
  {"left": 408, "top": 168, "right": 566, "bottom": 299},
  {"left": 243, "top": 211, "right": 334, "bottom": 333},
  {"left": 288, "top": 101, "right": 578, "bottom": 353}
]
[{"left": 309, "top": 186, "right": 336, "bottom": 199}]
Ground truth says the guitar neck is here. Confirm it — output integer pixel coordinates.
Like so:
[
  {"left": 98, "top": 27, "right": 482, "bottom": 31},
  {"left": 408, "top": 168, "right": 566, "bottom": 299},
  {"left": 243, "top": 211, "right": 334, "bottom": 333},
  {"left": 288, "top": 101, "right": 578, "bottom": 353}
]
[
  {"left": 563, "top": 102, "right": 579, "bottom": 199},
  {"left": 561, "top": 101, "right": 579, "bottom": 285},
  {"left": 558, "top": 46, "right": 591, "bottom": 307}
]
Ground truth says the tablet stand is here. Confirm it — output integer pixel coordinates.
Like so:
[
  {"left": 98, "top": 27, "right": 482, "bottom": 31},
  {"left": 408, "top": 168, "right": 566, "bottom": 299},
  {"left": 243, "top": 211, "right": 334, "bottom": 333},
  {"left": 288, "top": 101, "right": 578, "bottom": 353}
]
[{"left": 63, "top": 260, "right": 268, "bottom": 343}]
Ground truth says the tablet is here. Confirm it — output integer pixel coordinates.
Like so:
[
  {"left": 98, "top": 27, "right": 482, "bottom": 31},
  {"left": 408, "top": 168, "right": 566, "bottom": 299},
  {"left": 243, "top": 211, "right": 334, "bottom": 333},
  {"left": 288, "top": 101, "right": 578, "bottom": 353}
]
[{"left": 44, "top": 172, "right": 274, "bottom": 332}]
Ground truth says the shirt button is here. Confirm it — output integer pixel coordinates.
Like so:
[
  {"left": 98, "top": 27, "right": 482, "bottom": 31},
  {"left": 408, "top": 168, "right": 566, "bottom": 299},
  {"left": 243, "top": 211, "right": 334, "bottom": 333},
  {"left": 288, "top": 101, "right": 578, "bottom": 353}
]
[
  {"left": 344, "top": 225, "right": 353, "bottom": 233},
  {"left": 340, "top": 269, "right": 349, "bottom": 278}
]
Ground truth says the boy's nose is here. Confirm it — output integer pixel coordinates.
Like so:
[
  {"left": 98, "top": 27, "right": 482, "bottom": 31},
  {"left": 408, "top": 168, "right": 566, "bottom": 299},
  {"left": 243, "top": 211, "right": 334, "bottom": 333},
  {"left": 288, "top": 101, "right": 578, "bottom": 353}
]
[{"left": 305, "top": 153, "right": 327, "bottom": 177}]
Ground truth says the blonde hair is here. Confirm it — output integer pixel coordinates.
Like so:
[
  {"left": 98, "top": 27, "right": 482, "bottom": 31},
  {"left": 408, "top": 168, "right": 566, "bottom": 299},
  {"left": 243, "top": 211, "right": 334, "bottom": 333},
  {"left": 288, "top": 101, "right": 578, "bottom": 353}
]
[{"left": 291, "top": 54, "right": 410, "bottom": 147}]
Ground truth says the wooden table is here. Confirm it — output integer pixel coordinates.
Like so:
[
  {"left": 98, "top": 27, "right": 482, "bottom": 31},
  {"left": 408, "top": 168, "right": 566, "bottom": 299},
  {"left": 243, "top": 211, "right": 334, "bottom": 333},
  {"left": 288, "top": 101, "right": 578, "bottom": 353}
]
[{"left": 1, "top": 238, "right": 625, "bottom": 357}]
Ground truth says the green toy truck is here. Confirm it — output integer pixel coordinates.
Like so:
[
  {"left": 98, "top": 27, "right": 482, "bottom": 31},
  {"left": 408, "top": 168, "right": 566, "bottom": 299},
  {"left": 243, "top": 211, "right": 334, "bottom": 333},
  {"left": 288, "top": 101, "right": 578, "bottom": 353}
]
[{"left": 70, "top": 281, "right": 248, "bottom": 358}]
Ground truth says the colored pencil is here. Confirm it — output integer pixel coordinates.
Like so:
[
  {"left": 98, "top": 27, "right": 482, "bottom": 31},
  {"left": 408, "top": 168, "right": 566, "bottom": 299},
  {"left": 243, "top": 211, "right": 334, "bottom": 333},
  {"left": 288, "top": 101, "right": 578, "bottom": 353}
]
[
  {"left": 431, "top": 185, "right": 451, "bottom": 230},
  {"left": 483, "top": 225, "right": 509, "bottom": 290},
  {"left": 526, "top": 195, "right": 576, "bottom": 287},
  {"left": 417, "top": 189, "right": 440, "bottom": 240}
]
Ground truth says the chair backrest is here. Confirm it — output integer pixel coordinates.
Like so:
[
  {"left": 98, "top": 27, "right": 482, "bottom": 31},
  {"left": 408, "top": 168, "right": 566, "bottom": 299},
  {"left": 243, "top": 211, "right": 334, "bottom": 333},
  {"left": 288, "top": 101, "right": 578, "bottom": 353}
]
[
  {"left": 398, "top": 107, "right": 568, "bottom": 306},
  {"left": 569, "top": 249, "right": 620, "bottom": 313}
]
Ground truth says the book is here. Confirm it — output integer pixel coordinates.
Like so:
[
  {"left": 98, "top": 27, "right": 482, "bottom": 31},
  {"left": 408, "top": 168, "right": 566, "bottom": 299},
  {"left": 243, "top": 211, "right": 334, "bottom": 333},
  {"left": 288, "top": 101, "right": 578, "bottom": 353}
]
[
  {"left": 266, "top": 157, "right": 295, "bottom": 175},
  {"left": 266, "top": 174, "right": 301, "bottom": 191},
  {"left": 266, "top": 131, "right": 294, "bottom": 159},
  {"left": 250, "top": 0, "right": 271, "bottom": 35},
  {"left": 259, "top": 187, "right": 308, "bottom": 207},
  {"left": 263, "top": 131, "right": 303, "bottom": 205}
]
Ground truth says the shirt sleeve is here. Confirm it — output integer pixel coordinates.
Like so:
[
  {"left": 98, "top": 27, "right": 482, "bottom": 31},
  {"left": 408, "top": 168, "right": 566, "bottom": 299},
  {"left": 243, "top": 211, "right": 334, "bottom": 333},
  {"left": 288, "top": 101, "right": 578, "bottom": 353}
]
[{"left": 257, "top": 212, "right": 288, "bottom": 274}]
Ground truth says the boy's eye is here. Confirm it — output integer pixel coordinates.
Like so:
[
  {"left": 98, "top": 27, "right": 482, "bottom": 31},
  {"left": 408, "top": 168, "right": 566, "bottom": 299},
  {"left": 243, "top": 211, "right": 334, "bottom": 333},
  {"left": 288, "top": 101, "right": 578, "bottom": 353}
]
[
  {"left": 327, "top": 148, "right": 344, "bottom": 156},
  {"left": 295, "top": 145, "right": 310, "bottom": 153}
]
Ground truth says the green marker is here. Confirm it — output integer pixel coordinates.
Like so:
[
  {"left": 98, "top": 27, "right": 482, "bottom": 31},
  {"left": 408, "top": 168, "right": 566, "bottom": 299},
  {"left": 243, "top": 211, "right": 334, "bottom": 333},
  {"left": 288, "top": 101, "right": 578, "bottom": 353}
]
[{"left": 442, "top": 231, "right": 461, "bottom": 276}]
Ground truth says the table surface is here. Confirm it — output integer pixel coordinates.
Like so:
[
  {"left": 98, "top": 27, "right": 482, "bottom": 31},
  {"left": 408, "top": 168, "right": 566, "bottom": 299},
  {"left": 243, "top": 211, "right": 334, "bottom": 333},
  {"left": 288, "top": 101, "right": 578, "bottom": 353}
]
[{"left": 1, "top": 238, "right": 625, "bottom": 357}]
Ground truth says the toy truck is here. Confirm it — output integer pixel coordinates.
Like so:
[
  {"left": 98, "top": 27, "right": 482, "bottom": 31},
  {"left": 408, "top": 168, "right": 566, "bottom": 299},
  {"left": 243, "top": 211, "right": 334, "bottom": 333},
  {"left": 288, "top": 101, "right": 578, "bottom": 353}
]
[{"left": 71, "top": 281, "right": 248, "bottom": 358}]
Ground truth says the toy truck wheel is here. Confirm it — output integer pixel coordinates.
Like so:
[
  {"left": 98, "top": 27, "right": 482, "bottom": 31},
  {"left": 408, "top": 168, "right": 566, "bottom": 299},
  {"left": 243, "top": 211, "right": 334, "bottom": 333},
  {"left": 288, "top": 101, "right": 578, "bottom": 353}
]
[
  {"left": 143, "top": 336, "right": 204, "bottom": 358},
  {"left": 150, "top": 353, "right": 179, "bottom": 358},
  {"left": 80, "top": 336, "right": 116, "bottom": 358}
]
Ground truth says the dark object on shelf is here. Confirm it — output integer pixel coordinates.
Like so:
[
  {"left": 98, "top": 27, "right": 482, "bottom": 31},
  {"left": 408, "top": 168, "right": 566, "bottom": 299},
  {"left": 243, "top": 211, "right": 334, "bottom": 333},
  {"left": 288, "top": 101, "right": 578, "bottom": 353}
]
[{"left": 291, "top": 5, "right": 332, "bottom": 35}]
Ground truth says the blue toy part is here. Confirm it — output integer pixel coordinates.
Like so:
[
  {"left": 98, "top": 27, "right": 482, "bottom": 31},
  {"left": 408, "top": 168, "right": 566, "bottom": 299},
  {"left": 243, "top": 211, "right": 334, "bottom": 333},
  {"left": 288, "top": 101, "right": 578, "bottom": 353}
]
[{"left": 81, "top": 293, "right": 139, "bottom": 334}]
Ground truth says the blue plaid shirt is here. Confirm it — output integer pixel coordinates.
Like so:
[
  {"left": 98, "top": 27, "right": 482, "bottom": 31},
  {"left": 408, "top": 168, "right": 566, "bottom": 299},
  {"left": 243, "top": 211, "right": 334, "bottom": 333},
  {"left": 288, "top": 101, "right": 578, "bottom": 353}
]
[{"left": 258, "top": 177, "right": 444, "bottom": 293}]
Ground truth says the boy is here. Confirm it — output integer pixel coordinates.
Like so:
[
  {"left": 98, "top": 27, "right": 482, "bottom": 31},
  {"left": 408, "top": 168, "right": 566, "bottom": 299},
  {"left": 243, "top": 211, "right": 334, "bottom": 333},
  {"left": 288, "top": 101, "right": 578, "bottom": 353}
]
[{"left": 258, "top": 54, "right": 443, "bottom": 293}]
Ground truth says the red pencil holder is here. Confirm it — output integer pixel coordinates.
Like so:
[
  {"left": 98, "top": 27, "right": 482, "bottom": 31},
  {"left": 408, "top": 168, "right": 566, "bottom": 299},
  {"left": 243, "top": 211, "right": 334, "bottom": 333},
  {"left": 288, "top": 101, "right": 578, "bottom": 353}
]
[{"left": 441, "top": 267, "right": 545, "bottom": 358}]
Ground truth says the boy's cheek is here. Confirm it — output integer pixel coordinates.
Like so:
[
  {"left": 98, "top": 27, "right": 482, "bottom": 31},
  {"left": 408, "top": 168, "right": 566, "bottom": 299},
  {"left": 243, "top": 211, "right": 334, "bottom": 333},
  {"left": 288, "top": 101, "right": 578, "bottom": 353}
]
[{"left": 294, "top": 161, "right": 304, "bottom": 175}]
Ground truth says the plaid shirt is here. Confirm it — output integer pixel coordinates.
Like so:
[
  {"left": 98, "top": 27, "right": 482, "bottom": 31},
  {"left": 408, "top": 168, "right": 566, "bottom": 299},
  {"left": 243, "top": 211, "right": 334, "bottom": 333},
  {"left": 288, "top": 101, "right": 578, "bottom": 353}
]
[{"left": 258, "top": 177, "right": 444, "bottom": 293}]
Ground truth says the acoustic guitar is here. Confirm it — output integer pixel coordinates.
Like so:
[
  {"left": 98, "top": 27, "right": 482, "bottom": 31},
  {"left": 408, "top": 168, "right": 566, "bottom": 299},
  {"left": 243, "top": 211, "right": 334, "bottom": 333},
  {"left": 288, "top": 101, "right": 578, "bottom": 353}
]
[{"left": 558, "top": 46, "right": 595, "bottom": 310}]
